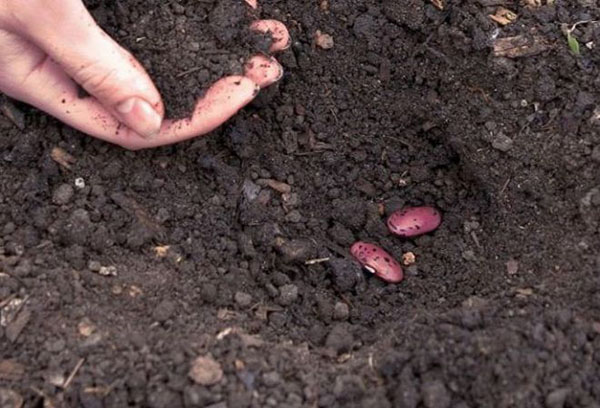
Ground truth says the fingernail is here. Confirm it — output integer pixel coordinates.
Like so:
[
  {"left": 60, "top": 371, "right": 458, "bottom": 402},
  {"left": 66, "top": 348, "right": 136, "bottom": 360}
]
[{"left": 116, "top": 97, "right": 162, "bottom": 138}]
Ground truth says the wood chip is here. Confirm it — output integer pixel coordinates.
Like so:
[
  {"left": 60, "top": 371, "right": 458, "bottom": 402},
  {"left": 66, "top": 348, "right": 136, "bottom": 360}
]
[
  {"left": 6, "top": 308, "right": 31, "bottom": 343},
  {"left": 255, "top": 179, "right": 292, "bottom": 194},
  {"left": 489, "top": 7, "right": 518, "bottom": 25},
  {"left": 0, "top": 360, "right": 25, "bottom": 381},
  {"left": 430, "top": 0, "right": 444, "bottom": 10},
  {"left": 493, "top": 34, "right": 550, "bottom": 58},
  {"left": 515, "top": 288, "right": 533, "bottom": 297},
  {"left": 50, "top": 147, "right": 76, "bottom": 170}
]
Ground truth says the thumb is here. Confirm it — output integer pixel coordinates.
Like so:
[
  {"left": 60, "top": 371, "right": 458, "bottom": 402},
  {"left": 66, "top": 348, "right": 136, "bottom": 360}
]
[{"left": 5, "top": 0, "right": 163, "bottom": 138}]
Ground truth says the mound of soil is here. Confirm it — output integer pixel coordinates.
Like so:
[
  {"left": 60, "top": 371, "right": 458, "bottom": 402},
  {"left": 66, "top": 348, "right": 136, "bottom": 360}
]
[{"left": 1, "top": 0, "right": 600, "bottom": 407}]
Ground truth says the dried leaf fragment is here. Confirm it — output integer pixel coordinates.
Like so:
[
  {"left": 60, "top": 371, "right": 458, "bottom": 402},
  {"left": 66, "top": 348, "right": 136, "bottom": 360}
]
[
  {"left": 493, "top": 34, "right": 550, "bottom": 58},
  {"left": 489, "top": 8, "right": 518, "bottom": 25}
]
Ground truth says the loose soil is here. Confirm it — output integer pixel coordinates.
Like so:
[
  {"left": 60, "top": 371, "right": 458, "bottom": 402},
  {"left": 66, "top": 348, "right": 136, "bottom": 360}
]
[{"left": 1, "top": 0, "right": 600, "bottom": 407}]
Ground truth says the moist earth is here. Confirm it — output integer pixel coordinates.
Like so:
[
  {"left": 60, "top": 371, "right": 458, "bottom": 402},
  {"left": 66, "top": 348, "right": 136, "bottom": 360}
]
[{"left": 1, "top": 0, "right": 600, "bottom": 407}]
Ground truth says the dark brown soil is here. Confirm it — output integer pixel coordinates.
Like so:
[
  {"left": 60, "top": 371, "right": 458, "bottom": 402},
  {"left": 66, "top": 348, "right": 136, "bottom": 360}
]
[{"left": 2, "top": 0, "right": 600, "bottom": 407}]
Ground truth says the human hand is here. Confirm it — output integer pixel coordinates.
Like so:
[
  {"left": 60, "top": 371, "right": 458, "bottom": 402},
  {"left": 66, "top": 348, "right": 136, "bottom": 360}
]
[{"left": 0, "top": 0, "right": 289, "bottom": 149}]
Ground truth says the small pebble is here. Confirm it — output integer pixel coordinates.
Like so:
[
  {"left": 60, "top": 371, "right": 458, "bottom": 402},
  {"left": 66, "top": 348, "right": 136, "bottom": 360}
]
[
  {"left": 506, "top": 259, "right": 519, "bottom": 275},
  {"left": 88, "top": 261, "right": 101, "bottom": 272},
  {"left": 189, "top": 355, "right": 223, "bottom": 386},
  {"left": 152, "top": 300, "right": 176, "bottom": 322},
  {"left": 545, "top": 388, "right": 570, "bottom": 408},
  {"left": 421, "top": 380, "right": 451, "bottom": 408},
  {"left": 276, "top": 239, "right": 315, "bottom": 264},
  {"left": 74, "top": 178, "right": 86, "bottom": 189},
  {"left": 285, "top": 210, "right": 302, "bottom": 223},
  {"left": 333, "top": 302, "right": 349, "bottom": 321},
  {"left": 315, "top": 30, "right": 334, "bottom": 49},
  {"left": 278, "top": 284, "right": 299, "bottom": 306},
  {"left": 491, "top": 132, "right": 513, "bottom": 152},
  {"left": 98, "top": 265, "right": 117, "bottom": 276},
  {"left": 52, "top": 184, "right": 74, "bottom": 205},
  {"left": 234, "top": 291, "right": 253, "bottom": 308},
  {"left": 262, "top": 371, "right": 281, "bottom": 387}
]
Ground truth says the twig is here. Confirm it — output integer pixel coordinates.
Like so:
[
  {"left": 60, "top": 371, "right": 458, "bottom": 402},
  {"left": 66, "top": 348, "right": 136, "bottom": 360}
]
[
  {"left": 305, "top": 257, "right": 330, "bottom": 265},
  {"left": 62, "top": 358, "right": 85, "bottom": 390},
  {"left": 176, "top": 67, "right": 203, "bottom": 78},
  {"left": 0, "top": 293, "right": 17, "bottom": 309}
]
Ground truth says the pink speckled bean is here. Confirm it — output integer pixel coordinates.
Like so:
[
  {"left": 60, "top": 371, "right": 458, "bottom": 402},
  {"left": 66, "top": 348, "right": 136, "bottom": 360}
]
[
  {"left": 387, "top": 206, "right": 442, "bottom": 238},
  {"left": 350, "top": 242, "right": 403, "bottom": 283}
]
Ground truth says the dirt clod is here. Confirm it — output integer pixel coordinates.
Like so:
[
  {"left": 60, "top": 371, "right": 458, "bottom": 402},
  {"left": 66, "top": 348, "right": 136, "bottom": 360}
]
[{"left": 189, "top": 355, "right": 223, "bottom": 386}]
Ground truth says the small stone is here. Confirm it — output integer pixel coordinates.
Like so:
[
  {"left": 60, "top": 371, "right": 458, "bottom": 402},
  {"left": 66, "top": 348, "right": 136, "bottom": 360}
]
[
  {"left": 234, "top": 292, "right": 253, "bottom": 308},
  {"left": 462, "top": 250, "right": 476, "bottom": 261},
  {"left": 491, "top": 132, "right": 513, "bottom": 152},
  {"left": 278, "top": 284, "right": 299, "bottom": 306},
  {"left": 88, "top": 261, "right": 101, "bottom": 272},
  {"left": 189, "top": 355, "right": 223, "bottom": 386},
  {"left": 52, "top": 184, "right": 74, "bottom": 205},
  {"left": 545, "top": 388, "right": 570, "bottom": 408},
  {"left": 242, "top": 179, "right": 261, "bottom": 202},
  {"left": 262, "top": 371, "right": 281, "bottom": 387},
  {"left": 315, "top": 30, "right": 334, "bottom": 49},
  {"left": 276, "top": 239, "right": 315, "bottom": 263},
  {"left": 98, "top": 265, "right": 117, "bottom": 276},
  {"left": 265, "top": 283, "right": 279, "bottom": 298},
  {"left": 285, "top": 210, "right": 302, "bottom": 223},
  {"left": 333, "top": 302, "right": 349, "bottom": 321},
  {"left": 329, "top": 258, "right": 361, "bottom": 292},
  {"left": 421, "top": 380, "right": 451, "bottom": 408},
  {"left": 74, "top": 178, "right": 85, "bottom": 189},
  {"left": 506, "top": 259, "right": 519, "bottom": 275},
  {"left": 152, "top": 300, "right": 176, "bottom": 322}
]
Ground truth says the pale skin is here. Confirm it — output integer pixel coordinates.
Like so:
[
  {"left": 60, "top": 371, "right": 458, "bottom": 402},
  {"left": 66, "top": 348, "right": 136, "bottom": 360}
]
[{"left": 0, "top": 0, "right": 290, "bottom": 150}]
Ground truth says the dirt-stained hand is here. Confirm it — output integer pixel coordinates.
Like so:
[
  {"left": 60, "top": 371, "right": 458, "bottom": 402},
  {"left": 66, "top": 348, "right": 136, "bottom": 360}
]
[{"left": 0, "top": 0, "right": 290, "bottom": 149}]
